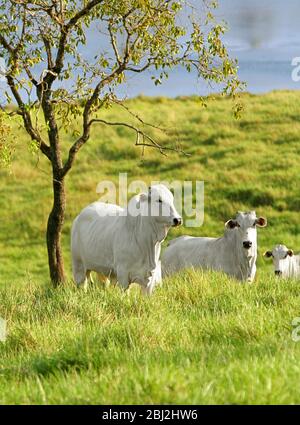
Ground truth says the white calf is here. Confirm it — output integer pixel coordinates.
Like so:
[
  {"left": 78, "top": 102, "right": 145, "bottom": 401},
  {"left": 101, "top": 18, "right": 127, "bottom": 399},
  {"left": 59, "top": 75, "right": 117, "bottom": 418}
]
[
  {"left": 162, "top": 211, "right": 267, "bottom": 282},
  {"left": 264, "top": 244, "right": 300, "bottom": 278}
]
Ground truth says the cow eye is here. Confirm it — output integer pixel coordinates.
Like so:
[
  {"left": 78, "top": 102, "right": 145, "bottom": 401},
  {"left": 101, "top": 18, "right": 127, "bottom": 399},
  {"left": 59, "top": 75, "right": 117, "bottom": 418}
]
[{"left": 158, "top": 199, "right": 162, "bottom": 203}]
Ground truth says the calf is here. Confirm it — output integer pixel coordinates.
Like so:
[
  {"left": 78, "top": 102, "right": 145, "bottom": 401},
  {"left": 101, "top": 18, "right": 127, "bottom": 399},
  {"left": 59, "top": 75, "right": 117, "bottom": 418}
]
[
  {"left": 264, "top": 244, "right": 300, "bottom": 278},
  {"left": 162, "top": 211, "right": 267, "bottom": 282}
]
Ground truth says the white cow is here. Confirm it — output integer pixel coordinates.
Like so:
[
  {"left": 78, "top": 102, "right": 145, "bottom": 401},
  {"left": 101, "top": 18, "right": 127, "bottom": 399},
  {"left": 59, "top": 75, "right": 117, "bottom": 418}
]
[
  {"left": 264, "top": 244, "right": 300, "bottom": 278},
  {"left": 71, "top": 184, "right": 181, "bottom": 294},
  {"left": 162, "top": 211, "right": 267, "bottom": 282}
]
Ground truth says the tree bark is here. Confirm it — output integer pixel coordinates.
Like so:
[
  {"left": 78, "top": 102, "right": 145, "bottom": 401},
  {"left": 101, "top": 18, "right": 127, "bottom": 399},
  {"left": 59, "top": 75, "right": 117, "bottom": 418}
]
[{"left": 46, "top": 175, "right": 66, "bottom": 286}]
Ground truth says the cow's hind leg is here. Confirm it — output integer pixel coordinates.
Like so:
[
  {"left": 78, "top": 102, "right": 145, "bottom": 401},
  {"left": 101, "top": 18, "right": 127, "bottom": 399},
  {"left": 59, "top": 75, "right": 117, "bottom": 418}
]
[
  {"left": 73, "top": 259, "right": 88, "bottom": 291},
  {"left": 116, "top": 268, "right": 130, "bottom": 292},
  {"left": 86, "top": 270, "right": 95, "bottom": 286},
  {"left": 96, "top": 272, "right": 111, "bottom": 288}
]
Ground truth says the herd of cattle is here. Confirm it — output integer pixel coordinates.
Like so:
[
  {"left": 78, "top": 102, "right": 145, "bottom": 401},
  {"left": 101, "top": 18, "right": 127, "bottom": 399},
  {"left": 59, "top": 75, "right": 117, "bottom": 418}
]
[{"left": 71, "top": 184, "right": 299, "bottom": 294}]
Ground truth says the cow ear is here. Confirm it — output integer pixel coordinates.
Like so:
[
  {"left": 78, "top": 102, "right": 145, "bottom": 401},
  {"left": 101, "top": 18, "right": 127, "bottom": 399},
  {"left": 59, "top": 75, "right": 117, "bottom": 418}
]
[
  {"left": 256, "top": 217, "right": 267, "bottom": 227},
  {"left": 287, "top": 249, "right": 294, "bottom": 257},
  {"left": 225, "top": 219, "right": 238, "bottom": 229},
  {"left": 263, "top": 251, "right": 273, "bottom": 258}
]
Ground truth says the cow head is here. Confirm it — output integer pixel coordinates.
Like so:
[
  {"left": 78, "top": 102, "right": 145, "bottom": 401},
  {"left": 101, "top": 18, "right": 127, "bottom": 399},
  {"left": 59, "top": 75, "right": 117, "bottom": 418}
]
[
  {"left": 225, "top": 211, "right": 267, "bottom": 256},
  {"left": 128, "top": 184, "right": 182, "bottom": 228},
  {"left": 264, "top": 244, "right": 294, "bottom": 277},
  {"left": 143, "top": 184, "right": 182, "bottom": 227}
]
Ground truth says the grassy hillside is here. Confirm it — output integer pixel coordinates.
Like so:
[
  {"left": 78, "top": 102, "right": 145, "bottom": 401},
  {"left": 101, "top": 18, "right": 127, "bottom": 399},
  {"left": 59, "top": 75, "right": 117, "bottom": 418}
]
[{"left": 0, "top": 91, "right": 300, "bottom": 404}]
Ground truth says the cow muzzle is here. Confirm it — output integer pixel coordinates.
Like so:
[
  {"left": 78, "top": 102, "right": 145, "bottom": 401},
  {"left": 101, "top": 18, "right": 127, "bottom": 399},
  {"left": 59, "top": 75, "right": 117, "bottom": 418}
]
[
  {"left": 172, "top": 217, "right": 182, "bottom": 227},
  {"left": 243, "top": 241, "right": 252, "bottom": 249},
  {"left": 275, "top": 270, "right": 282, "bottom": 276}
]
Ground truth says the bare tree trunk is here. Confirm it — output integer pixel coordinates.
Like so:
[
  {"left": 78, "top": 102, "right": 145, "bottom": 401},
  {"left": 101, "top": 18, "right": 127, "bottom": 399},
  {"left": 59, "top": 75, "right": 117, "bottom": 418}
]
[{"left": 46, "top": 175, "right": 66, "bottom": 286}]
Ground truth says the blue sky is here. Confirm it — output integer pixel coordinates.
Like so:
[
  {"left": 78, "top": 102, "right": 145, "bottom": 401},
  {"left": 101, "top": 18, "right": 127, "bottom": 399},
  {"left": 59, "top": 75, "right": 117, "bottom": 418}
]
[{"left": 116, "top": 0, "right": 300, "bottom": 97}]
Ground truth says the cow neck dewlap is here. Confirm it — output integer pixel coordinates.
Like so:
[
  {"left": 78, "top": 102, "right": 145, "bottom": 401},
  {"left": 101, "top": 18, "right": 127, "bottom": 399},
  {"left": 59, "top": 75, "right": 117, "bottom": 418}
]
[
  {"left": 285, "top": 255, "right": 297, "bottom": 277},
  {"left": 125, "top": 210, "right": 168, "bottom": 243},
  {"left": 225, "top": 228, "right": 257, "bottom": 280},
  {"left": 292, "top": 255, "right": 300, "bottom": 274},
  {"left": 124, "top": 212, "right": 165, "bottom": 271}
]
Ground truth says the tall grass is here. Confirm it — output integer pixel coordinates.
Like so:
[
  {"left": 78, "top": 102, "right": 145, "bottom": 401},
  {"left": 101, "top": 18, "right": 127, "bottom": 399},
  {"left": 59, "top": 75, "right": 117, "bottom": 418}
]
[{"left": 0, "top": 271, "right": 299, "bottom": 404}]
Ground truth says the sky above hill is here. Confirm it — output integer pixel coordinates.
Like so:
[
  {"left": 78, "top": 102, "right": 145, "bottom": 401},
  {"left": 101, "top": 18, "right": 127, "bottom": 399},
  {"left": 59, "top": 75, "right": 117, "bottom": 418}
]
[{"left": 116, "top": 0, "right": 300, "bottom": 97}]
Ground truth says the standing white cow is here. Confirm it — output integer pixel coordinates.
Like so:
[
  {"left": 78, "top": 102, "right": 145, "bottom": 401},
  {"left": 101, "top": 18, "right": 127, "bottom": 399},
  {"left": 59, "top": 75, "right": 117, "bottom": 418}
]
[
  {"left": 162, "top": 211, "right": 267, "bottom": 282},
  {"left": 71, "top": 184, "right": 181, "bottom": 294},
  {"left": 264, "top": 244, "right": 300, "bottom": 278}
]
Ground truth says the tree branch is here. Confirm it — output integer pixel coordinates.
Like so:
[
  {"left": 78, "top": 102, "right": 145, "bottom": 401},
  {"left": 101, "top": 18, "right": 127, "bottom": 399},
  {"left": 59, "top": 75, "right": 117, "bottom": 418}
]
[
  {"left": 41, "top": 32, "right": 54, "bottom": 70},
  {"left": 44, "top": 0, "right": 104, "bottom": 87},
  {"left": 108, "top": 21, "right": 121, "bottom": 65},
  {"left": 0, "top": 34, "right": 14, "bottom": 53},
  {"left": 1, "top": 58, "right": 51, "bottom": 161},
  {"left": 61, "top": 117, "right": 188, "bottom": 177}
]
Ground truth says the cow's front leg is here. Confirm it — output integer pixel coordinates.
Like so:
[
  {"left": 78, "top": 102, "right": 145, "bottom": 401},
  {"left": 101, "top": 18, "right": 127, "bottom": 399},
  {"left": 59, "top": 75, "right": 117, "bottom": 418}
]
[
  {"left": 116, "top": 268, "right": 130, "bottom": 292},
  {"left": 140, "top": 275, "right": 156, "bottom": 296},
  {"left": 97, "top": 272, "right": 111, "bottom": 288},
  {"left": 141, "top": 284, "right": 154, "bottom": 297},
  {"left": 153, "top": 261, "right": 162, "bottom": 287},
  {"left": 86, "top": 270, "right": 95, "bottom": 286}
]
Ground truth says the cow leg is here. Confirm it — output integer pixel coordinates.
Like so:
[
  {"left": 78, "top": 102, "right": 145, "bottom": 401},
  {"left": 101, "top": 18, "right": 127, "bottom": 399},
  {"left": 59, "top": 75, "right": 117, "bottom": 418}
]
[
  {"left": 141, "top": 285, "right": 154, "bottom": 297},
  {"left": 97, "top": 272, "right": 111, "bottom": 288},
  {"left": 86, "top": 270, "right": 94, "bottom": 286},
  {"left": 141, "top": 278, "right": 156, "bottom": 296},
  {"left": 153, "top": 261, "right": 163, "bottom": 287},
  {"left": 109, "top": 274, "right": 117, "bottom": 287},
  {"left": 116, "top": 268, "right": 130, "bottom": 291},
  {"left": 73, "top": 261, "right": 88, "bottom": 291}
]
